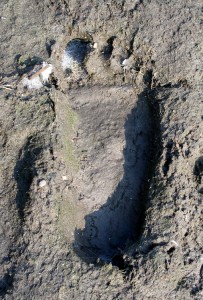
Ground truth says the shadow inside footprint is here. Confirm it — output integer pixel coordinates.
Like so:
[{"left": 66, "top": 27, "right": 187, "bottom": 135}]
[
  {"left": 73, "top": 86, "right": 158, "bottom": 264},
  {"left": 14, "top": 136, "right": 42, "bottom": 219}
]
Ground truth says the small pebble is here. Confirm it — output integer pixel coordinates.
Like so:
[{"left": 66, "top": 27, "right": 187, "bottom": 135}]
[
  {"left": 38, "top": 180, "right": 47, "bottom": 188},
  {"left": 171, "top": 240, "right": 179, "bottom": 247},
  {"left": 62, "top": 175, "right": 68, "bottom": 181}
]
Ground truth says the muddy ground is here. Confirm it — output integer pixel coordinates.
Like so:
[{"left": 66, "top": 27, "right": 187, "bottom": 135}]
[{"left": 0, "top": 0, "right": 202, "bottom": 299}]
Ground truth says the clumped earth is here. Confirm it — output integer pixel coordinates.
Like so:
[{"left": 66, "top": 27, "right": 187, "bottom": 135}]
[{"left": 0, "top": 0, "right": 202, "bottom": 299}]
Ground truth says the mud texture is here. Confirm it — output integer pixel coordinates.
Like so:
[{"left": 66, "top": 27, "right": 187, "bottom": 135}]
[{"left": 0, "top": 0, "right": 202, "bottom": 299}]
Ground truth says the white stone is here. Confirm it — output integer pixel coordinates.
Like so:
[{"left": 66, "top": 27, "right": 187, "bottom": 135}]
[
  {"left": 40, "top": 62, "right": 53, "bottom": 83},
  {"left": 62, "top": 175, "right": 68, "bottom": 181},
  {"left": 22, "top": 62, "right": 53, "bottom": 90},
  {"left": 122, "top": 59, "right": 127, "bottom": 66},
  {"left": 22, "top": 76, "right": 43, "bottom": 89},
  {"left": 171, "top": 240, "right": 179, "bottom": 247},
  {"left": 38, "top": 180, "right": 47, "bottom": 188}
]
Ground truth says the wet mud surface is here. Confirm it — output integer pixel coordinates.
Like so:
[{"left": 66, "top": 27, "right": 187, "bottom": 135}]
[{"left": 0, "top": 0, "right": 202, "bottom": 299}]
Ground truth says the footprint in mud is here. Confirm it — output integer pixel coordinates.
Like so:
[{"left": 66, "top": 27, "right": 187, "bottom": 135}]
[{"left": 53, "top": 36, "right": 158, "bottom": 265}]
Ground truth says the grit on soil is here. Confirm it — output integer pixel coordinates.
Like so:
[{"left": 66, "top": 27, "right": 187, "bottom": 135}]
[{"left": 0, "top": 1, "right": 202, "bottom": 299}]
